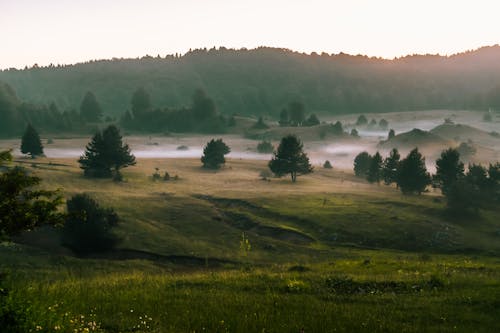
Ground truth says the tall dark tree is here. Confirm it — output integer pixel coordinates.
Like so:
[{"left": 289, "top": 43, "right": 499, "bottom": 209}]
[
  {"left": 20, "top": 124, "right": 44, "bottom": 157},
  {"left": 279, "top": 108, "right": 289, "bottom": 127},
  {"left": 0, "top": 82, "right": 20, "bottom": 137},
  {"left": 353, "top": 151, "right": 372, "bottom": 177},
  {"left": 367, "top": 151, "right": 383, "bottom": 183},
  {"left": 0, "top": 163, "right": 63, "bottom": 237},
  {"left": 131, "top": 87, "right": 152, "bottom": 119},
  {"left": 78, "top": 125, "right": 136, "bottom": 178},
  {"left": 382, "top": 148, "right": 400, "bottom": 185},
  {"left": 192, "top": 89, "right": 216, "bottom": 120},
  {"left": 201, "top": 139, "right": 230, "bottom": 169},
  {"left": 396, "top": 148, "right": 431, "bottom": 194},
  {"left": 252, "top": 116, "right": 269, "bottom": 129},
  {"left": 268, "top": 135, "right": 313, "bottom": 182},
  {"left": 379, "top": 119, "right": 389, "bottom": 130},
  {"left": 80, "top": 91, "right": 103, "bottom": 122},
  {"left": 388, "top": 129, "right": 396, "bottom": 140},
  {"left": 434, "top": 148, "right": 465, "bottom": 195},
  {"left": 287, "top": 101, "right": 305, "bottom": 126}
]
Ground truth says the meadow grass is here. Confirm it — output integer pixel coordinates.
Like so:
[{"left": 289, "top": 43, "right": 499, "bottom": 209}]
[{"left": 1, "top": 155, "right": 500, "bottom": 332}]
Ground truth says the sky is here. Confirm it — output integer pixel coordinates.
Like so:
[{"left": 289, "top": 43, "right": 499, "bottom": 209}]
[{"left": 1, "top": 0, "right": 500, "bottom": 69}]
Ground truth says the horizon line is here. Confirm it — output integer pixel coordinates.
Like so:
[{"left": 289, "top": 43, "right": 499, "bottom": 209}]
[{"left": 1, "top": 44, "right": 499, "bottom": 71}]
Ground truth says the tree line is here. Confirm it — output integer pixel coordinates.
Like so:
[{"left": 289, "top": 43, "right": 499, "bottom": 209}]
[
  {"left": 2, "top": 46, "right": 500, "bottom": 119},
  {"left": 353, "top": 147, "right": 500, "bottom": 213}
]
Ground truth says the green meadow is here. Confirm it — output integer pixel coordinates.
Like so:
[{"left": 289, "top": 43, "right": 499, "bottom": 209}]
[{"left": 2, "top": 156, "right": 500, "bottom": 332}]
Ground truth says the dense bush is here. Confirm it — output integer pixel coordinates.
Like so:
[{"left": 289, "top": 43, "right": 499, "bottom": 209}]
[{"left": 62, "top": 193, "right": 120, "bottom": 254}]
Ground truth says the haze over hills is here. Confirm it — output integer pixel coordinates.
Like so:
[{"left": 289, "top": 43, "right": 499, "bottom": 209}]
[{"left": 1, "top": 45, "right": 500, "bottom": 118}]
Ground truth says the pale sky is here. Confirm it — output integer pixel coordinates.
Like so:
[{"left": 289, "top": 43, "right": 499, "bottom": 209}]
[{"left": 1, "top": 0, "right": 499, "bottom": 69}]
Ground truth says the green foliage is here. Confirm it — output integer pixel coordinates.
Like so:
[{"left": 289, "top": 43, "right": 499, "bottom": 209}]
[
  {"left": 323, "top": 160, "right": 333, "bottom": 169},
  {"left": 388, "top": 129, "right": 395, "bottom": 140},
  {"left": 287, "top": 101, "right": 305, "bottom": 126},
  {"left": 353, "top": 151, "right": 371, "bottom": 177},
  {"left": 304, "top": 113, "right": 320, "bottom": 126},
  {"left": 382, "top": 148, "right": 400, "bottom": 185},
  {"left": 201, "top": 139, "right": 230, "bottom": 169},
  {"left": 62, "top": 193, "right": 120, "bottom": 254},
  {"left": 278, "top": 108, "right": 289, "bottom": 127},
  {"left": 0, "top": 166, "right": 63, "bottom": 238},
  {"left": 434, "top": 148, "right": 465, "bottom": 195},
  {"left": 192, "top": 89, "right": 216, "bottom": 121},
  {"left": 350, "top": 128, "right": 359, "bottom": 137},
  {"left": 78, "top": 125, "right": 136, "bottom": 178},
  {"left": 269, "top": 135, "right": 313, "bottom": 182},
  {"left": 330, "top": 121, "right": 344, "bottom": 135},
  {"left": 0, "top": 150, "right": 13, "bottom": 164},
  {"left": 256, "top": 140, "right": 273, "bottom": 154},
  {"left": 252, "top": 116, "right": 269, "bottom": 129},
  {"left": 131, "top": 87, "right": 152, "bottom": 119},
  {"left": 79, "top": 91, "right": 103, "bottom": 122},
  {"left": 367, "top": 151, "right": 382, "bottom": 183},
  {"left": 379, "top": 118, "right": 388, "bottom": 130},
  {"left": 356, "top": 115, "right": 368, "bottom": 126},
  {"left": 20, "top": 123, "right": 44, "bottom": 157},
  {"left": 396, "top": 148, "right": 431, "bottom": 194}
]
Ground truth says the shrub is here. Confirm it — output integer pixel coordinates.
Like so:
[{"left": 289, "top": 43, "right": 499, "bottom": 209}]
[
  {"left": 257, "top": 141, "right": 274, "bottom": 153},
  {"left": 323, "top": 160, "right": 333, "bottom": 169},
  {"left": 62, "top": 194, "right": 120, "bottom": 254}
]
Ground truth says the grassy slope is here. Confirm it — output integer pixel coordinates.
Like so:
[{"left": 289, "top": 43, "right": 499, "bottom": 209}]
[{"left": 2, "top": 156, "right": 500, "bottom": 332}]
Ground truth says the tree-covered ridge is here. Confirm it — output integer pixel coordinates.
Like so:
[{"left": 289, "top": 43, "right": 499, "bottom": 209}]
[{"left": 1, "top": 46, "right": 500, "bottom": 118}]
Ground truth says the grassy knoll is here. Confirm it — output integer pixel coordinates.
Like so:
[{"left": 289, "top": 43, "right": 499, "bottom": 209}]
[{"left": 1, "top": 156, "right": 500, "bottom": 332}]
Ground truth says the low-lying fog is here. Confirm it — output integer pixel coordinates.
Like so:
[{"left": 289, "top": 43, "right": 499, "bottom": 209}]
[{"left": 1, "top": 110, "right": 499, "bottom": 172}]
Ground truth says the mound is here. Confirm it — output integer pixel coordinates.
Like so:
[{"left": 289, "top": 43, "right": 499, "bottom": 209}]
[
  {"left": 246, "top": 123, "right": 350, "bottom": 141},
  {"left": 430, "top": 123, "right": 500, "bottom": 144},
  {"left": 379, "top": 128, "right": 449, "bottom": 149}
]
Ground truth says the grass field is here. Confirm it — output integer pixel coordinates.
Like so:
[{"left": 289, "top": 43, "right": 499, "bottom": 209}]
[{"left": 1, "top": 155, "right": 500, "bottom": 332}]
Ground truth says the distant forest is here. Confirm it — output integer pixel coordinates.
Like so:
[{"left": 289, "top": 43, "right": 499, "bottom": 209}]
[{"left": 1, "top": 46, "right": 500, "bottom": 136}]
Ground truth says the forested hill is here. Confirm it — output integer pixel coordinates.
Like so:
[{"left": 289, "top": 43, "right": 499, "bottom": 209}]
[{"left": 1, "top": 45, "right": 500, "bottom": 117}]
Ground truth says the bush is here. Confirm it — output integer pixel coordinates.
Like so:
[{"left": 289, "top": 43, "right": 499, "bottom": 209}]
[
  {"left": 62, "top": 194, "right": 120, "bottom": 255},
  {"left": 257, "top": 141, "right": 274, "bottom": 153},
  {"left": 323, "top": 160, "right": 333, "bottom": 169}
]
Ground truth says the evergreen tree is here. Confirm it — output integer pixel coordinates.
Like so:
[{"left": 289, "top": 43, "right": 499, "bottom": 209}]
[
  {"left": 268, "top": 135, "right": 313, "bottom": 182},
  {"left": 252, "top": 116, "right": 269, "bottom": 129},
  {"left": 379, "top": 118, "right": 389, "bottom": 130},
  {"left": 257, "top": 140, "right": 274, "bottom": 153},
  {"left": 131, "top": 87, "right": 152, "bottom": 119},
  {"left": 350, "top": 128, "right": 359, "bottom": 137},
  {"left": 382, "top": 148, "right": 400, "bottom": 185},
  {"left": 356, "top": 115, "right": 368, "bottom": 126},
  {"left": 201, "top": 139, "right": 230, "bottom": 169},
  {"left": 20, "top": 124, "right": 44, "bottom": 157},
  {"left": 288, "top": 101, "right": 305, "bottom": 126},
  {"left": 323, "top": 160, "right": 333, "bottom": 169},
  {"left": 78, "top": 125, "right": 136, "bottom": 178},
  {"left": 367, "top": 151, "right": 383, "bottom": 183},
  {"left": 304, "top": 113, "right": 320, "bottom": 126},
  {"left": 388, "top": 129, "right": 396, "bottom": 140},
  {"left": 396, "top": 148, "right": 431, "bottom": 194},
  {"left": 353, "top": 151, "right": 371, "bottom": 177},
  {"left": 331, "top": 121, "right": 344, "bottom": 135},
  {"left": 434, "top": 148, "right": 465, "bottom": 195},
  {"left": 192, "top": 89, "right": 216, "bottom": 120},
  {"left": 80, "top": 91, "right": 103, "bottom": 122},
  {"left": 279, "top": 108, "right": 289, "bottom": 127}
]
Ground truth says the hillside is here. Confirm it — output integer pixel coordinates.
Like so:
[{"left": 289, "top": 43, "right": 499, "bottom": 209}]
[{"left": 1, "top": 46, "right": 500, "bottom": 117}]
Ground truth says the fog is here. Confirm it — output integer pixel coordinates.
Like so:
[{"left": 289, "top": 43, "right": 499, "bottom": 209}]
[{"left": 1, "top": 110, "right": 498, "bottom": 172}]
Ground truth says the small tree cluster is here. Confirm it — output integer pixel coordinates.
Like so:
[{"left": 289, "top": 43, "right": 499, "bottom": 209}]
[{"left": 354, "top": 148, "right": 431, "bottom": 194}]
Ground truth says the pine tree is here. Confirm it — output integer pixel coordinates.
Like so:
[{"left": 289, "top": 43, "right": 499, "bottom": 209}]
[
  {"left": 21, "top": 124, "right": 44, "bottom": 157},
  {"left": 353, "top": 152, "right": 371, "bottom": 177},
  {"left": 131, "top": 87, "right": 152, "bottom": 119},
  {"left": 396, "top": 148, "right": 431, "bottom": 194},
  {"left": 80, "top": 91, "right": 103, "bottom": 122},
  {"left": 269, "top": 135, "right": 313, "bottom": 182},
  {"left": 201, "top": 139, "right": 230, "bottom": 169},
  {"left": 434, "top": 148, "right": 465, "bottom": 195},
  {"left": 367, "top": 151, "right": 383, "bottom": 183},
  {"left": 382, "top": 148, "right": 400, "bottom": 185},
  {"left": 78, "top": 125, "right": 136, "bottom": 178}
]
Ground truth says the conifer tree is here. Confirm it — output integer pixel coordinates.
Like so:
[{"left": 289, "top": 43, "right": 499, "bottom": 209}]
[
  {"left": 201, "top": 139, "right": 230, "bottom": 169},
  {"left": 396, "top": 148, "right": 431, "bottom": 194},
  {"left": 367, "top": 151, "right": 383, "bottom": 183},
  {"left": 20, "top": 124, "right": 44, "bottom": 157},
  {"left": 80, "top": 91, "right": 103, "bottom": 122},
  {"left": 269, "top": 135, "right": 313, "bottom": 182},
  {"left": 382, "top": 148, "right": 400, "bottom": 185}
]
